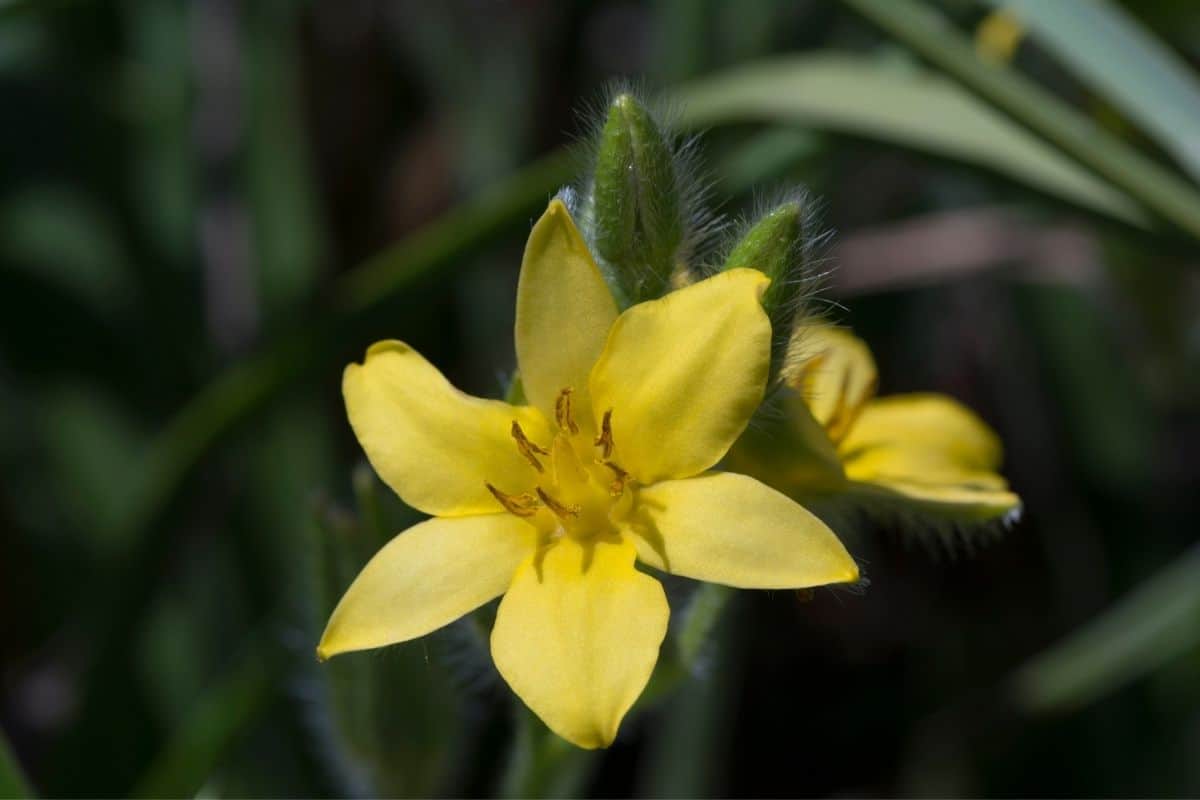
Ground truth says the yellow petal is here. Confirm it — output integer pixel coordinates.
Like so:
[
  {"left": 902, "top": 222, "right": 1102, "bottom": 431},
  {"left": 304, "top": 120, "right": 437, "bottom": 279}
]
[
  {"left": 318, "top": 513, "right": 535, "bottom": 659},
  {"left": 840, "top": 393, "right": 1021, "bottom": 520},
  {"left": 786, "top": 325, "right": 878, "bottom": 444},
  {"left": 588, "top": 269, "right": 772, "bottom": 484},
  {"left": 344, "top": 340, "right": 551, "bottom": 517},
  {"left": 490, "top": 535, "right": 668, "bottom": 749},
  {"left": 515, "top": 199, "right": 619, "bottom": 429},
  {"left": 627, "top": 472, "right": 858, "bottom": 589}
]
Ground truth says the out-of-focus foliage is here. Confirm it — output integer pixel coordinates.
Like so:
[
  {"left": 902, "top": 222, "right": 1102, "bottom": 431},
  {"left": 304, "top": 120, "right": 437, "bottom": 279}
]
[{"left": 1, "top": 0, "right": 1198, "bottom": 797}]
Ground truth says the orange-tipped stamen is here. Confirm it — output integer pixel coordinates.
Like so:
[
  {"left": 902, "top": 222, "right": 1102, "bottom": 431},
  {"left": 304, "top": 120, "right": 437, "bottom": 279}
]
[
  {"left": 511, "top": 420, "right": 548, "bottom": 472},
  {"left": 594, "top": 409, "right": 614, "bottom": 459},
  {"left": 555, "top": 388, "right": 580, "bottom": 434},
  {"left": 486, "top": 483, "right": 540, "bottom": 517},
  {"left": 535, "top": 487, "right": 580, "bottom": 520},
  {"left": 600, "top": 460, "right": 629, "bottom": 497}
]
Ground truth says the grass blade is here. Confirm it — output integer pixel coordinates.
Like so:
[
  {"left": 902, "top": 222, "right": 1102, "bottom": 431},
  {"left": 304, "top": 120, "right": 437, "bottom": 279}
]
[
  {"left": 839, "top": 0, "right": 1200, "bottom": 243},
  {"left": 675, "top": 54, "right": 1145, "bottom": 226},
  {"left": 0, "top": 729, "right": 33, "bottom": 799},
  {"left": 1013, "top": 545, "right": 1200, "bottom": 714},
  {"left": 984, "top": 0, "right": 1200, "bottom": 184}
]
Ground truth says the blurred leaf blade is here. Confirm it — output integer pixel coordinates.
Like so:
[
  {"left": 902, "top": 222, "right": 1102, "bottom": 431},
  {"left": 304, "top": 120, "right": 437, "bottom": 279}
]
[
  {"left": 1013, "top": 544, "right": 1200, "bottom": 715},
  {"left": 119, "top": 147, "right": 573, "bottom": 545},
  {"left": 0, "top": 728, "right": 32, "bottom": 799},
  {"left": 132, "top": 641, "right": 281, "bottom": 798},
  {"left": 333, "top": 148, "right": 573, "bottom": 314},
  {"left": 674, "top": 54, "right": 1147, "bottom": 226},
  {"left": 838, "top": 0, "right": 1200, "bottom": 243},
  {"left": 986, "top": 0, "right": 1200, "bottom": 184}
]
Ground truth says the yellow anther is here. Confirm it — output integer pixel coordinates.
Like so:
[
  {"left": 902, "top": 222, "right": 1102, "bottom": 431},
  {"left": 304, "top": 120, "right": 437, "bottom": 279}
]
[
  {"left": 511, "top": 420, "right": 548, "bottom": 472},
  {"left": 486, "top": 483, "right": 540, "bottom": 517},
  {"left": 594, "top": 409, "right": 614, "bottom": 459},
  {"left": 535, "top": 487, "right": 580, "bottom": 520},
  {"left": 600, "top": 460, "right": 629, "bottom": 497},
  {"left": 555, "top": 388, "right": 580, "bottom": 434}
]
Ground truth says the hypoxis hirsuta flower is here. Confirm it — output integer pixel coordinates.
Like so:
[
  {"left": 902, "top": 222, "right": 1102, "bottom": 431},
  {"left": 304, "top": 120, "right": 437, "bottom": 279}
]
[
  {"left": 733, "top": 325, "right": 1021, "bottom": 526},
  {"left": 317, "top": 199, "right": 859, "bottom": 749}
]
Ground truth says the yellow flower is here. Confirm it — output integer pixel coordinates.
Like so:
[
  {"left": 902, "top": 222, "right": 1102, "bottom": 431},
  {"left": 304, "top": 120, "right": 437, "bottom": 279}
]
[
  {"left": 737, "top": 325, "right": 1021, "bottom": 524},
  {"left": 317, "top": 199, "right": 859, "bottom": 749}
]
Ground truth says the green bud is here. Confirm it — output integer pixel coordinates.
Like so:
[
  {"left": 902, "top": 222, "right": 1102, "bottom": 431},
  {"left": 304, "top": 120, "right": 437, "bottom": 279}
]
[
  {"left": 591, "top": 93, "right": 684, "bottom": 304},
  {"left": 721, "top": 199, "right": 812, "bottom": 382}
]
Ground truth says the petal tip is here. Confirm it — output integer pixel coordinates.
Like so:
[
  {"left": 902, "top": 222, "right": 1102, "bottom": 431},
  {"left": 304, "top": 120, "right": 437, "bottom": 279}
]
[
  {"left": 561, "top": 728, "right": 609, "bottom": 750},
  {"left": 345, "top": 340, "right": 411, "bottom": 378},
  {"left": 364, "top": 339, "right": 409, "bottom": 360}
]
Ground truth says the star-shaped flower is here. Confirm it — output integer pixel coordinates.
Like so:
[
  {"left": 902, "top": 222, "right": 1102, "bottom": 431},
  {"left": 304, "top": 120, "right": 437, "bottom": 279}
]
[{"left": 317, "top": 200, "right": 858, "bottom": 748}]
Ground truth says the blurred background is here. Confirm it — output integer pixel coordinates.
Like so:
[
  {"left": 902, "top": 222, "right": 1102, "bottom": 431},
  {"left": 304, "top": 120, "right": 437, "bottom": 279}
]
[{"left": 2, "top": 0, "right": 1199, "bottom": 796}]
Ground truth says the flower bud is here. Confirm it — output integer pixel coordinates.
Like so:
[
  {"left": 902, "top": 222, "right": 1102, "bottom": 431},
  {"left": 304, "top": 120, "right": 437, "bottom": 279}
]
[
  {"left": 721, "top": 198, "right": 815, "bottom": 381},
  {"left": 591, "top": 93, "right": 684, "bottom": 304}
]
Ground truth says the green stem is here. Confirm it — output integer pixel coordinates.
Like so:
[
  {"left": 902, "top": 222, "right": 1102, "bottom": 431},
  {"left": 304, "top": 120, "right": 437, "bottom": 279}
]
[
  {"left": 677, "top": 583, "right": 736, "bottom": 668},
  {"left": 637, "top": 583, "right": 738, "bottom": 709},
  {"left": 499, "top": 706, "right": 598, "bottom": 799},
  {"left": 839, "top": 0, "right": 1200, "bottom": 243},
  {"left": 58, "top": 149, "right": 573, "bottom": 791}
]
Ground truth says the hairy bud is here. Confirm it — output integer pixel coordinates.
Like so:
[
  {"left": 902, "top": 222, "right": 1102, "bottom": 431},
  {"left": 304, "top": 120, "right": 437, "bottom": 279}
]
[
  {"left": 721, "top": 196, "right": 820, "bottom": 382},
  {"left": 590, "top": 93, "right": 686, "bottom": 305}
]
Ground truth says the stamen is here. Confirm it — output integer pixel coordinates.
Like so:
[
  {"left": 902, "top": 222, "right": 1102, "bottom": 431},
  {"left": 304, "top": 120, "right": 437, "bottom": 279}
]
[
  {"left": 511, "top": 420, "right": 548, "bottom": 472},
  {"left": 535, "top": 487, "right": 580, "bottom": 520},
  {"left": 600, "top": 460, "right": 629, "bottom": 497},
  {"left": 486, "top": 483, "right": 540, "bottom": 517},
  {"left": 594, "top": 409, "right": 614, "bottom": 459},
  {"left": 555, "top": 388, "right": 580, "bottom": 434}
]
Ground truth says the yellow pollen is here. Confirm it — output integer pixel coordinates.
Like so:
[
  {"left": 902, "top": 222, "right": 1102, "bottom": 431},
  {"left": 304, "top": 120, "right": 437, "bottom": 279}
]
[
  {"left": 486, "top": 483, "right": 540, "bottom": 517},
  {"left": 511, "top": 420, "right": 549, "bottom": 472},
  {"left": 535, "top": 487, "right": 580, "bottom": 520},
  {"left": 554, "top": 388, "right": 580, "bottom": 434},
  {"left": 594, "top": 409, "right": 614, "bottom": 459}
]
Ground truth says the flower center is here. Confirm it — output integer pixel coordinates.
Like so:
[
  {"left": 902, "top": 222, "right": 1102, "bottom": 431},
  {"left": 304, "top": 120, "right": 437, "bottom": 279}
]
[{"left": 486, "top": 388, "right": 632, "bottom": 540}]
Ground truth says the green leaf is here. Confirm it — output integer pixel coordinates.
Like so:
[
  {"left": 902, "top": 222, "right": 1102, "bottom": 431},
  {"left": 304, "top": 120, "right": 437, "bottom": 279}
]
[
  {"left": 244, "top": 0, "right": 325, "bottom": 313},
  {"left": 39, "top": 382, "right": 145, "bottom": 550},
  {"left": 0, "top": 187, "right": 134, "bottom": 316},
  {"left": 984, "top": 0, "right": 1200, "bottom": 184},
  {"left": 1013, "top": 545, "right": 1200, "bottom": 714},
  {"left": 675, "top": 53, "right": 1146, "bottom": 226},
  {"left": 0, "top": 728, "right": 33, "bottom": 799},
  {"left": 837, "top": 0, "right": 1200, "bottom": 243}
]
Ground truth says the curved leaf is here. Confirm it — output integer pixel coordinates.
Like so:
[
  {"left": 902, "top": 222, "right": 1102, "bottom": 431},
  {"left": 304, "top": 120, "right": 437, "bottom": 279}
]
[
  {"left": 1014, "top": 545, "right": 1200, "bottom": 714},
  {"left": 675, "top": 54, "right": 1145, "bottom": 225},
  {"left": 986, "top": 0, "right": 1200, "bottom": 184}
]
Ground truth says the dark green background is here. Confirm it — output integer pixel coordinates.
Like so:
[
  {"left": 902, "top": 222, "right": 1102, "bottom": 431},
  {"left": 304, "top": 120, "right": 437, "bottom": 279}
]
[{"left": 1, "top": 0, "right": 1198, "bottom": 796}]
